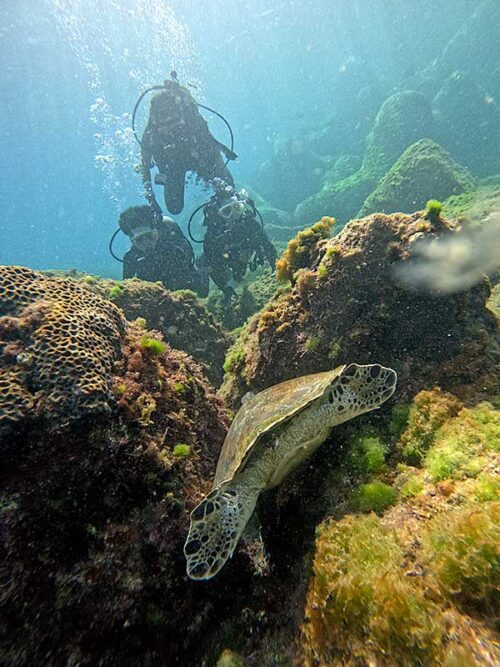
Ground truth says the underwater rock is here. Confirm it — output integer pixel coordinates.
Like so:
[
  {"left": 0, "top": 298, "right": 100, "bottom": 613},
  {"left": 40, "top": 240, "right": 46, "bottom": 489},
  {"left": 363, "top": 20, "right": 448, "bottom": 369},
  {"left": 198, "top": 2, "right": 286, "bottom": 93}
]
[
  {"left": 301, "top": 387, "right": 500, "bottom": 667},
  {"left": 433, "top": 71, "right": 500, "bottom": 176},
  {"left": 73, "top": 274, "right": 230, "bottom": 386},
  {"left": 259, "top": 205, "right": 304, "bottom": 243},
  {"left": 221, "top": 210, "right": 498, "bottom": 408},
  {"left": 0, "top": 282, "right": 242, "bottom": 665},
  {"left": 295, "top": 91, "right": 435, "bottom": 227},
  {"left": 443, "top": 175, "right": 500, "bottom": 224},
  {"left": 359, "top": 139, "right": 475, "bottom": 217},
  {"left": 0, "top": 265, "right": 125, "bottom": 437}
]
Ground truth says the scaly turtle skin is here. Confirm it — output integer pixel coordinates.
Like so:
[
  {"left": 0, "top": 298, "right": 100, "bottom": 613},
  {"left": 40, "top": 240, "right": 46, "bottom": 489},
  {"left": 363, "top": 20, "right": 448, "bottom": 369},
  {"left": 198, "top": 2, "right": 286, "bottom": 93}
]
[{"left": 184, "top": 363, "right": 397, "bottom": 580}]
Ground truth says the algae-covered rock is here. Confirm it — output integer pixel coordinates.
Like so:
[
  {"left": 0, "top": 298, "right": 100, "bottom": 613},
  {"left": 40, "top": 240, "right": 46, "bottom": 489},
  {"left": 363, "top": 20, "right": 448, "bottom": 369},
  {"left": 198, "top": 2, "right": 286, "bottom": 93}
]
[
  {"left": 359, "top": 139, "right": 475, "bottom": 217},
  {"left": 221, "top": 210, "right": 498, "bottom": 408},
  {"left": 443, "top": 175, "right": 500, "bottom": 224},
  {"left": 295, "top": 91, "right": 435, "bottom": 227},
  {"left": 74, "top": 274, "right": 230, "bottom": 386},
  {"left": 0, "top": 269, "right": 242, "bottom": 666}
]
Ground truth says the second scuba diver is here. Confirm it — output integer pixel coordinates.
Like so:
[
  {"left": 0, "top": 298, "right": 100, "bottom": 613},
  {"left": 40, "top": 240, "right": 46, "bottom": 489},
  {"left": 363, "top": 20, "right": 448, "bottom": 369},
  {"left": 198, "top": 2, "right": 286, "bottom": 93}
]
[
  {"left": 119, "top": 205, "right": 209, "bottom": 297},
  {"left": 199, "top": 179, "right": 277, "bottom": 300},
  {"left": 139, "top": 73, "right": 237, "bottom": 216}
]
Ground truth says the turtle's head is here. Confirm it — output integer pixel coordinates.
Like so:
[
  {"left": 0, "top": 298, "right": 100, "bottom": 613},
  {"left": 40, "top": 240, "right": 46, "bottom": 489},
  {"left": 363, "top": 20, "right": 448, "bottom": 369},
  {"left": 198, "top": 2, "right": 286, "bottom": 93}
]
[{"left": 323, "top": 363, "right": 397, "bottom": 426}]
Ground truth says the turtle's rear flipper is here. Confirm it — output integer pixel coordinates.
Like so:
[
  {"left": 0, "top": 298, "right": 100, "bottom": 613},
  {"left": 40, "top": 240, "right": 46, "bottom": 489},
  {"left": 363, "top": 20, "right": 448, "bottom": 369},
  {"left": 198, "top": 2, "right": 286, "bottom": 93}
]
[{"left": 184, "top": 484, "right": 256, "bottom": 580}]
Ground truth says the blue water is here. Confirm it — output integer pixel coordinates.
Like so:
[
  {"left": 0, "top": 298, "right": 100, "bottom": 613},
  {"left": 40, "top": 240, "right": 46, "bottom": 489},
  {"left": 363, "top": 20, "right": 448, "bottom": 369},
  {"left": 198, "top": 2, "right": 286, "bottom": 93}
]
[{"left": 0, "top": 1, "right": 479, "bottom": 277}]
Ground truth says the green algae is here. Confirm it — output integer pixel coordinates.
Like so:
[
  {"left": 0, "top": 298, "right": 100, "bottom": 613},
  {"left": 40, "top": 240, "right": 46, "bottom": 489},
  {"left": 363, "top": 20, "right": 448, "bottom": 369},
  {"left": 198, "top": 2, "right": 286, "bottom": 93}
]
[
  {"left": 353, "top": 481, "right": 397, "bottom": 513},
  {"left": 139, "top": 337, "right": 168, "bottom": 356},
  {"left": 425, "top": 403, "right": 500, "bottom": 482},
  {"left": 423, "top": 502, "right": 500, "bottom": 609},
  {"left": 347, "top": 430, "right": 388, "bottom": 475},
  {"left": 172, "top": 444, "right": 191, "bottom": 458}
]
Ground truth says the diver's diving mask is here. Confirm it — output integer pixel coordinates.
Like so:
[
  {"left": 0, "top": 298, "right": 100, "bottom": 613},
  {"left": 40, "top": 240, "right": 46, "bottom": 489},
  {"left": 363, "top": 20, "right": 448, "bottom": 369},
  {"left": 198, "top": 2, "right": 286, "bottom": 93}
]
[
  {"left": 218, "top": 196, "right": 246, "bottom": 222},
  {"left": 131, "top": 225, "right": 159, "bottom": 253}
]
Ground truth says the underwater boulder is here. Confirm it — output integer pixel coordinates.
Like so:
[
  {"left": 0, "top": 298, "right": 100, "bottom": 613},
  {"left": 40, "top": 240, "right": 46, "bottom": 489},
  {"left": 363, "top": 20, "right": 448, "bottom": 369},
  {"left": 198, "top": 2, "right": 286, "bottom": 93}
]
[
  {"left": 0, "top": 267, "right": 257, "bottom": 665},
  {"left": 295, "top": 91, "right": 435, "bottom": 227},
  {"left": 221, "top": 209, "right": 498, "bottom": 408},
  {"left": 359, "top": 139, "right": 475, "bottom": 217}
]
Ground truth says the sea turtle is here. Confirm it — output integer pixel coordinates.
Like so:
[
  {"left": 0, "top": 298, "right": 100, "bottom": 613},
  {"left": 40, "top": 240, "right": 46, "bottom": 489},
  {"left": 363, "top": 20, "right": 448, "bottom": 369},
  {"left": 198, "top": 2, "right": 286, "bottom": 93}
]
[{"left": 184, "top": 362, "right": 397, "bottom": 580}]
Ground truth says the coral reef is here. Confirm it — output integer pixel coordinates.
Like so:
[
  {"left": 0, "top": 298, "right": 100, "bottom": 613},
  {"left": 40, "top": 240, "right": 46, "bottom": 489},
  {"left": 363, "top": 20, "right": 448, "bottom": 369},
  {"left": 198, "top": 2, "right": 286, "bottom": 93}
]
[
  {"left": 359, "top": 139, "right": 475, "bottom": 217},
  {"left": 295, "top": 91, "right": 435, "bottom": 227},
  {"left": 222, "top": 210, "right": 498, "bottom": 408},
  {"left": 0, "top": 268, "right": 241, "bottom": 666},
  {"left": 0, "top": 265, "right": 125, "bottom": 436},
  {"left": 71, "top": 274, "right": 230, "bottom": 386}
]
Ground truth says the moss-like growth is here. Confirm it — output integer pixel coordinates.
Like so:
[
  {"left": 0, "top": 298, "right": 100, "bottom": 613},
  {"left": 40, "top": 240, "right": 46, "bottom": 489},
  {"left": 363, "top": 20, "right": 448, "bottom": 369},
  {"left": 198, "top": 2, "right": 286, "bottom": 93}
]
[
  {"left": 139, "top": 337, "right": 168, "bottom": 356},
  {"left": 399, "top": 473, "right": 424, "bottom": 499},
  {"left": 347, "top": 430, "right": 388, "bottom": 475},
  {"left": 275, "top": 217, "right": 334, "bottom": 283},
  {"left": 304, "top": 335, "right": 321, "bottom": 353},
  {"left": 423, "top": 502, "right": 500, "bottom": 610},
  {"left": 172, "top": 443, "right": 191, "bottom": 458},
  {"left": 353, "top": 481, "right": 397, "bottom": 513},
  {"left": 113, "top": 383, "right": 127, "bottom": 397},
  {"left": 425, "top": 403, "right": 500, "bottom": 482},
  {"left": 223, "top": 339, "right": 247, "bottom": 375},
  {"left": 442, "top": 177, "right": 500, "bottom": 224},
  {"left": 426, "top": 199, "right": 443, "bottom": 222},
  {"left": 389, "top": 403, "right": 410, "bottom": 437},
  {"left": 216, "top": 649, "right": 245, "bottom": 667},
  {"left": 82, "top": 274, "right": 97, "bottom": 284},
  {"left": 134, "top": 317, "right": 147, "bottom": 328},
  {"left": 398, "top": 389, "right": 462, "bottom": 466},
  {"left": 108, "top": 284, "right": 124, "bottom": 299},
  {"left": 304, "top": 515, "right": 443, "bottom": 665},
  {"left": 472, "top": 473, "right": 499, "bottom": 502}
]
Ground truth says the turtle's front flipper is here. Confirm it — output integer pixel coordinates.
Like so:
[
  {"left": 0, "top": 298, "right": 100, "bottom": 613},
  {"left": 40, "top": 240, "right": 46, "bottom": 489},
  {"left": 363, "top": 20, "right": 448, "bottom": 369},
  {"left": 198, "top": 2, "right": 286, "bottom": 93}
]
[{"left": 184, "top": 483, "right": 258, "bottom": 580}]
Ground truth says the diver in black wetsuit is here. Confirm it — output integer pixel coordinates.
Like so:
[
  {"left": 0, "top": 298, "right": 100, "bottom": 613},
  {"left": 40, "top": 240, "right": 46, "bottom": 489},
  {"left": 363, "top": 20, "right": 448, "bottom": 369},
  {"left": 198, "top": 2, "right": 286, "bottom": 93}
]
[
  {"left": 119, "top": 205, "right": 208, "bottom": 297},
  {"left": 199, "top": 180, "right": 277, "bottom": 299},
  {"left": 139, "top": 74, "right": 236, "bottom": 216}
]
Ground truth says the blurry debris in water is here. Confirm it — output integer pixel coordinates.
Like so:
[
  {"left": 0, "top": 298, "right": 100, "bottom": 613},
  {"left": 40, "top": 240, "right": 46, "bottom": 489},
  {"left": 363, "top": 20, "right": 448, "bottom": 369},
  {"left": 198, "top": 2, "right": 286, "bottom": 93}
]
[{"left": 396, "top": 212, "right": 500, "bottom": 293}]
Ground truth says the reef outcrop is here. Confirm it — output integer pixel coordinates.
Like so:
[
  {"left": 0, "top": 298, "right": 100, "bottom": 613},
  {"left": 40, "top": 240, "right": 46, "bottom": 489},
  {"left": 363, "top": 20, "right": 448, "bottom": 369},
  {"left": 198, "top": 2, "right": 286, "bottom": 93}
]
[
  {"left": 70, "top": 275, "right": 230, "bottom": 386},
  {"left": 0, "top": 266, "right": 240, "bottom": 666},
  {"left": 221, "top": 210, "right": 499, "bottom": 408},
  {"left": 359, "top": 139, "right": 475, "bottom": 217}
]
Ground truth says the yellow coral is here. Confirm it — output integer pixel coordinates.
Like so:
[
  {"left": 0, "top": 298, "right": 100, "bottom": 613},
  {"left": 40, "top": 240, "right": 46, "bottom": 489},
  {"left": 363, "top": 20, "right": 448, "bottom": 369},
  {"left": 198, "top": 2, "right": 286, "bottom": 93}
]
[{"left": 276, "top": 217, "right": 335, "bottom": 283}]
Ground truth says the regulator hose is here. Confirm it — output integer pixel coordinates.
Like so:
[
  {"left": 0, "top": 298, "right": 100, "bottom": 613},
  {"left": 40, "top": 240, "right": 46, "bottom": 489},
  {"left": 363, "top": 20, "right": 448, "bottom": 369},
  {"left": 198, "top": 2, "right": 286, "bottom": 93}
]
[{"left": 109, "top": 228, "right": 124, "bottom": 263}]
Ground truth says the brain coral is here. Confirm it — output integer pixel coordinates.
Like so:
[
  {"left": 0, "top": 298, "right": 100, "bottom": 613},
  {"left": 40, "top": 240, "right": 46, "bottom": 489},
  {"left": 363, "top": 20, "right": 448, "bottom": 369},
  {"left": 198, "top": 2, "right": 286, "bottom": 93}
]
[{"left": 0, "top": 266, "right": 125, "bottom": 435}]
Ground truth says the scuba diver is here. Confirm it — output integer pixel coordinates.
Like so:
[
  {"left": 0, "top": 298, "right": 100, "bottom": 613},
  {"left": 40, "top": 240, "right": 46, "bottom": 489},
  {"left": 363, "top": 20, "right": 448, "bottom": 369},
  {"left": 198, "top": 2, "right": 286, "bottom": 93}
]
[
  {"left": 119, "top": 205, "right": 209, "bottom": 297},
  {"left": 198, "top": 179, "right": 277, "bottom": 299},
  {"left": 137, "top": 72, "right": 237, "bottom": 216}
]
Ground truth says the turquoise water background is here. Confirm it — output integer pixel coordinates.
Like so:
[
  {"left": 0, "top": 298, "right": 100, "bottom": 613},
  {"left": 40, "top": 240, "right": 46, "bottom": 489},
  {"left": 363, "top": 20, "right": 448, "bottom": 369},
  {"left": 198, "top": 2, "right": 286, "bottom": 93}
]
[{"left": 0, "top": 1, "right": 479, "bottom": 276}]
